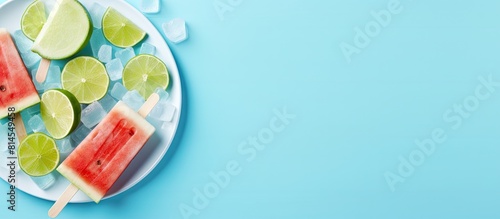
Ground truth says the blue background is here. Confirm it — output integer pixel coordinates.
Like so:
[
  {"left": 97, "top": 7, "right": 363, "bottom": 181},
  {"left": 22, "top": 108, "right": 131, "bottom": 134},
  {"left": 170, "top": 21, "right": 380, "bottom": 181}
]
[{"left": 3, "top": 0, "right": 500, "bottom": 218}]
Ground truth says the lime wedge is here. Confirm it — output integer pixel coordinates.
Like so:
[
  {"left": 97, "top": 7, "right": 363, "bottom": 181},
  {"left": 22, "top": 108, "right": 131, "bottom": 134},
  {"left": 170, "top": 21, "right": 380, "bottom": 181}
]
[
  {"left": 41, "top": 89, "right": 81, "bottom": 139},
  {"left": 31, "top": 0, "right": 92, "bottom": 60},
  {"left": 61, "top": 56, "right": 109, "bottom": 104},
  {"left": 18, "top": 133, "right": 59, "bottom": 176},
  {"left": 102, "top": 7, "right": 146, "bottom": 48},
  {"left": 21, "top": 0, "right": 46, "bottom": 41},
  {"left": 123, "top": 54, "right": 169, "bottom": 99}
]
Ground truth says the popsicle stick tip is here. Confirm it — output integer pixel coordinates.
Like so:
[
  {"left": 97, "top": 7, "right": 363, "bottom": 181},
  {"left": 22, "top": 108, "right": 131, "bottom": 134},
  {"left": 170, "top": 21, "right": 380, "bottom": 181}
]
[
  {"left": 138, "top": 93, "right": 160, "bottom": 118},
  {"left": 48, "top": 184, "right": 79, "bottom": 218},
  {"left": 36, "top": 58, "right": 51, "bottom": 83}
]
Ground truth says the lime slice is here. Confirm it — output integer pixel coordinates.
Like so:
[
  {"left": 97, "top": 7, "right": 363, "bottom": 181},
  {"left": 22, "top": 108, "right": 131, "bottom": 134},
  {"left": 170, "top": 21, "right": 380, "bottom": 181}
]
[
  {"left": 41, "top": 89, "right": 81, "bottom": 139},
  {"left": 61, "top": 57, "right": 110, "bottom": 104},
  {"left": 21, "top": 0, "right": 46, "bottom": 41},
  {"left": 18, "top": 133, "right": 59, "bottom": 176},
  {"left": 123, "top": 54, "right": 169, "bottom": 99},
  {"left": 31, "top": 0, "right": 92, "bottom": 59},
  {"left": 102, "top": 7, "right": 146, "bottom": 48}
]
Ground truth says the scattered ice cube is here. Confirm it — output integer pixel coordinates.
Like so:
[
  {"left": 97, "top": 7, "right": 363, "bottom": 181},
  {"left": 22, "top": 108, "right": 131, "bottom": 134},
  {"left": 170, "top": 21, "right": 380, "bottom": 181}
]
[
  {"left": 115, "top": 47, "right": 135, "bottom": 65},
  {"left": 56, "top": 138, "right": 73, "bottom": 155},
  {"left": 20, "top": 52, "right": 41, "bottom": 69},
  {"left": 89, "top": 2, "right": 106, "bottom": 29},
  {"left": 81, "top": 101, "right": 107, "bottom": 128},
  {"left": 98, "top": 94, "right": 117, "bottom": 112},
  {"left": 154, "top": 87, "right": 170, "bottom": 101},
  {"left": 13, "top": 30, "right": 41, "bottom": 67},
  {"left": 110, "top": 82, "right": 128, "bottom": 100},
  {"left": 161, "top": 120, "right": 174, "bottom": 130},
  {"left": 162, "top": 18, "right": 188, "bottom": 44},
  {"left": 106, "top": 58, "right": 123, "bottom": 81},
  {"left": 71, "top": 124, "right": 91, "bottom": 145},
  {"left": 13, "top": 30, "right": 32, "bottom": 52},
  {"left": 90, "top": 28, "right": 107, "bottom": 57},
  {"left": 31, "top": 173, "right": 57, "bottom": 190},
  {"left": 149, "top": 101, "right": 176, "bottom": 122},
  {"left": 44, "top": 83, "right": 62, "bottom": 90},
  {"left": 26, "top": 104, "right": 41, "bottom": 116},
  {"left": 45, "top": 65, "right": 61, "bottom": 84},
  {"left": 28, "top": 114, "right": 47, "bottom": 134},
  {"left": 98, "top": 45, "right": 113, "bottom": 63},
  {"left": 0, "top": 122, "right": 8, "bottom": 150},
  {"left": 122, "top": 90, "right": 145, "bottom": 111},
  {"left": 140, "top": 0, "right": 160, "bottom": 14},
  {"left": 139, "top": 43, "right": 156, "bottom": 55}
]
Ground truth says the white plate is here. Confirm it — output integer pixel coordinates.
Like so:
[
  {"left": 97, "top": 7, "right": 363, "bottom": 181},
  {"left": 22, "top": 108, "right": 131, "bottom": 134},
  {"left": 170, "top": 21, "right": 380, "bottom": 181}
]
[{"left": 0, "top": 0, "right": 182, "bottom": 203}]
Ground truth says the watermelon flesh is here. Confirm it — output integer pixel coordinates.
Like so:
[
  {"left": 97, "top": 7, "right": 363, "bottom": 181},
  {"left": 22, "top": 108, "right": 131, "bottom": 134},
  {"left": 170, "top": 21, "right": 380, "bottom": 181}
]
[
  {"left": 57, "top": 101, "right": 155, "bottom": 203},
  {"left": 0, "top": 28, "right": 40, "bottom": 119}
]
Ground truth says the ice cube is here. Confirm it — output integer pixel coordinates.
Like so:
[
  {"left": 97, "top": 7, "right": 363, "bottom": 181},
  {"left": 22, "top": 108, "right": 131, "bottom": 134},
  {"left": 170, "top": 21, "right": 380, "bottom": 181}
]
[
  {"left": 26, "top": 104, "right": 41, "bottom": 116},
  {"left": 139, "top": 43, "right": 156, "bottom": 55},
  {"left": 81, "top": 101, "right": 107, "bottom": 128},
  {"left": 0, "top": 122, "right": 8, "bottom": 149},
  {"left": 71, "top": 124, "right": 91, "bottom": 145},
  {"left": 98, "top": 45, "right": 113, "bottom": 63},
  {"left": 31, "top": 173, "right": 57, "bottom": 190},
  {"left": 140, "top": 0, "right": 160, "bottom": 14},
  {"left": 56, "top": 138, "right": 73, "bottom": 155},
  {"left": 90, "top": 28, "right": 107, "bottom": 57},
  {"left": 13, "top": 30, "right": 32, "bottom": 52},
  {"left": 20, "top": 52, "right": 41, "bottom": 69},
  {"left": 115, "top": 47, "right": 135, "bottom": 65},
  {"left": 161, "top": 120, "right": 174, "bottom": 130},
  {"left": 45, "top": 65, "right": 61, "bottom": 84},
  {"left": 162, "top": 18, "right": 188, "bottom": 44},
  {"left": 122, "top": 90, "right": 145, "bottom": 111},
  {"left": 44, "top": 83, "right": 62, "bottom": 90},
  {"left": 89, "top": 2, "right": 106, "bottom": 29},
  {"left": 154, "top": 87, "right": 170, "bottom": 101},
  {"left": 98, "top": 94, "right": 117, "bottom": 112},
  {"left": 149, "top": 101, "right": 176, "bottom": 122},
  {"left": 28, "top": 114, "right": 47, "bottom": 134},
  {"left": 110, "top": 82, "right": 128, "bottom": 100},
  {"left": 106, "top": 58, "right": 123, "bottom": 81}
]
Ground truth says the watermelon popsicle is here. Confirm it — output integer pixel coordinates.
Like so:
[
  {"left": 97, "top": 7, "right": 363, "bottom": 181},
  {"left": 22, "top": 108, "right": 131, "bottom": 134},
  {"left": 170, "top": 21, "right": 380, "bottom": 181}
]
[
  {"left": 48, "top": 94, "right": 159, "bottom": 218},
  {"left": 32, "top": 0, "right": 92, "bottom": 83},
  {"left": 0, "top": 28, "right": 40, "bottom": 141}
]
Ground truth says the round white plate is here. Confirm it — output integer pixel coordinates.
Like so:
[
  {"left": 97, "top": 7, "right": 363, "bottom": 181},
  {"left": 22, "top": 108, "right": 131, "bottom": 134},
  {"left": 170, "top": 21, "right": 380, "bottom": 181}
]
[{"left": 0, "top": 0, "right": 182, "bottom": 203}]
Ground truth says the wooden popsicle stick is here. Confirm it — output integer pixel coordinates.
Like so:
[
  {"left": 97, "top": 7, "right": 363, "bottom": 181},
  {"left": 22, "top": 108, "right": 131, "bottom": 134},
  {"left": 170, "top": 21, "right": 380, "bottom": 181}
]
[
  {"left": 48, "top": 184, "right": 78, "bottom": 218},
  {"left": 36, "top": 58, "right": 51, "bottom": 83},
  {"left": 13, "top": 113, "right": 27, "bottom": 143},
  {"left": 48, "top": 93, "right": 160, "bottom": 218},
  {"left": 138, "top": 93, "right": 160, "bottom": 118}
]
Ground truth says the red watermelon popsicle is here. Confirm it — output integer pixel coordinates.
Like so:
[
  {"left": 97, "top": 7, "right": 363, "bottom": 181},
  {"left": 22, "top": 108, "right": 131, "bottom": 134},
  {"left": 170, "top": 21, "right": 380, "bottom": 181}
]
[
  {"left": 0, "top": 28, "right": 40, "bottom": 119},
  {"left": 49, "top": 94, "right": 159, "bottom": 218}
]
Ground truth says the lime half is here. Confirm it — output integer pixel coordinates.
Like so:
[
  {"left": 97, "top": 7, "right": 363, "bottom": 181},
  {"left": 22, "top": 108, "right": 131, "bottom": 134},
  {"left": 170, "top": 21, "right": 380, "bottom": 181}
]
[
  {"left": 41, "top": 89, "right": 81, "bottom": 139},
  {"left": 61, "top": 56, "right": 109, "bottom": 104},
  {"left": 31, "top": 0, "right": 92, "bottom": 59},
  {"left": 21, "top": 0, "right": 46, "bottom": 41},
  {"left": 102, "top": 7, "right": 146, "bottom": 48},
  {"left": 18, "top": 133, "right": 59, "bottom": 176},
  {"left": 123, "top": 54, "right": 169, "bottom": 99}
]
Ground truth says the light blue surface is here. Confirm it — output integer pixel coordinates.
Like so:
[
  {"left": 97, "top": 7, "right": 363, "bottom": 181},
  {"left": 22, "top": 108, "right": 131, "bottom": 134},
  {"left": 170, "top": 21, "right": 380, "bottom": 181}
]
[{"left": 2, "top": 0, "right": 500, "bottom": 218}]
